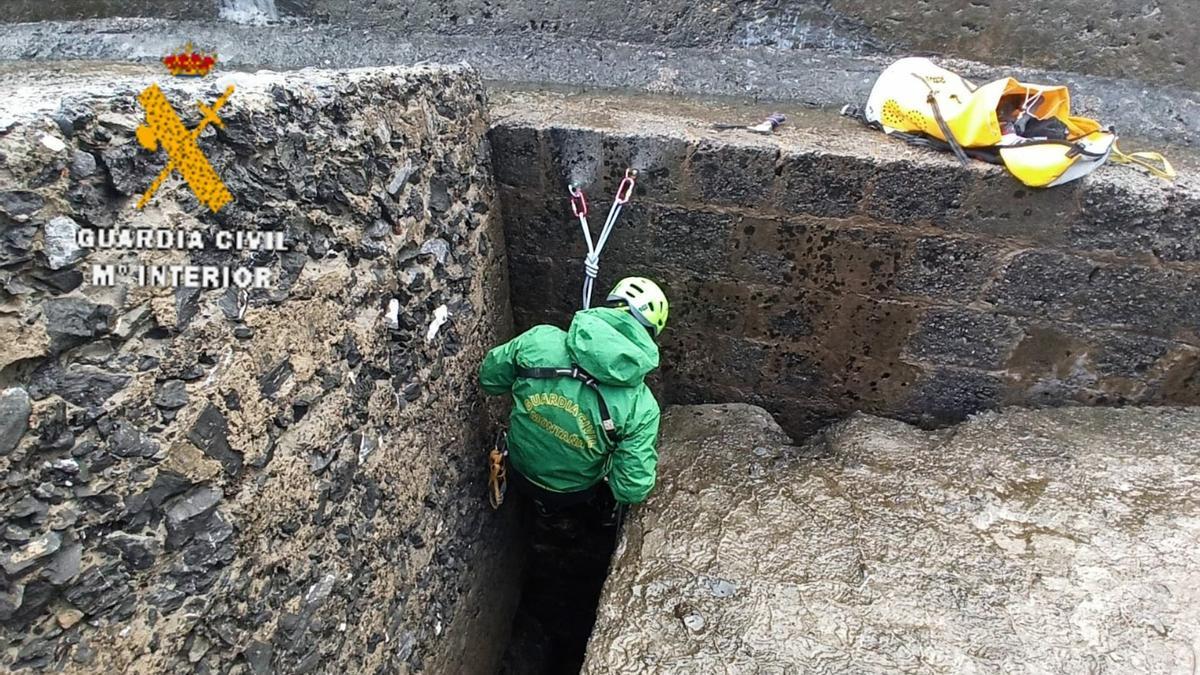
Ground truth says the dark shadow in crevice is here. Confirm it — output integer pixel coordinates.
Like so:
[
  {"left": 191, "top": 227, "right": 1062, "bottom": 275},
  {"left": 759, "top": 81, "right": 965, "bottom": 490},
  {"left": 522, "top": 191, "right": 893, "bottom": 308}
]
[{"left": 496, "top": 497, "right": 619, "bottom": 675}]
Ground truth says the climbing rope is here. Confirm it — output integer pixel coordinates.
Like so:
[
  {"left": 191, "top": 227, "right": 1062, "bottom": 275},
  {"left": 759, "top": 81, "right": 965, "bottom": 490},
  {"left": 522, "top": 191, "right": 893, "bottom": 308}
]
[{"left": 569, "top": 168, "right": 638, "bottom": 309}]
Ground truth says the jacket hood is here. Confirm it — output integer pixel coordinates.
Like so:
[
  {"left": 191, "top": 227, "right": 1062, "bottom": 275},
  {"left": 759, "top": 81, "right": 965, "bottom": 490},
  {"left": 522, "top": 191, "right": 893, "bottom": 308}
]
[{"left": 566, "top": 307, "right": 659, "bottom": 386}]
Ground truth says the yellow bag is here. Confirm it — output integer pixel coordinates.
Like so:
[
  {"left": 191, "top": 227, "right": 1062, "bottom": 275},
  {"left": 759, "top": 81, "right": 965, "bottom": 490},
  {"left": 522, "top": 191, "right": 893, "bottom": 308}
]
[{"left": 862, "top": 57, "right": 1173, "bottom": 187}]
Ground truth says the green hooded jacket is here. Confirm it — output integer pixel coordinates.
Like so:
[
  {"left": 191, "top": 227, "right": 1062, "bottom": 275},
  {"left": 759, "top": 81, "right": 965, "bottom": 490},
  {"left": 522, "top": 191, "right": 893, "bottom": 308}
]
[{"left": 479, "top": 307, "right": 661, "bottom": 504}]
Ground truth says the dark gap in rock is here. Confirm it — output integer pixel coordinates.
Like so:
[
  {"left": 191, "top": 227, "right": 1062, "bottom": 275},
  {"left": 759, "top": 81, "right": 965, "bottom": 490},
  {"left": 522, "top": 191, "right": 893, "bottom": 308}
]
[{"left": 498, "top": 499, "right": 619, "bottom": 674}]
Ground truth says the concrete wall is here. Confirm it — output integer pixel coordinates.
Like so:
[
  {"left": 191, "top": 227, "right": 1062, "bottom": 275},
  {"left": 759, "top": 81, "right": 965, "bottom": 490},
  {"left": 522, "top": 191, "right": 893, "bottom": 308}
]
[
  {"left": 490, "top": 91, "right": 1200, "bottom": 439},
  {"left": 0, "top": 64, "right": 518, "bottom": 672}
]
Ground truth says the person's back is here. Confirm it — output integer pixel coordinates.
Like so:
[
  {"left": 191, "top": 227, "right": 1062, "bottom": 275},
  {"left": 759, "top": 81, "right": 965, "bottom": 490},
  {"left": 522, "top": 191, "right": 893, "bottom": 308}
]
[{"left": 479, "top": 277, "right": 669, "bottom": 509}]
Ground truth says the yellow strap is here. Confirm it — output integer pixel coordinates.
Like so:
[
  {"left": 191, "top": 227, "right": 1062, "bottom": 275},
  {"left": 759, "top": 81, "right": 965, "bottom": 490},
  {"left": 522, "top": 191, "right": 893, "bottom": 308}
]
[
  {"left": 488, "top": 448, "right": 507, "bottom": 510},
  {"left": 1111, "top": 143, "right": 1176, "bottom": 181}
]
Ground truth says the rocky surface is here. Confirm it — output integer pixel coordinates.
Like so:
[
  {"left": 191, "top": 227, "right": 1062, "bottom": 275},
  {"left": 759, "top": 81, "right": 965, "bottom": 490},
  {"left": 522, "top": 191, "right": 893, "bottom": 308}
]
[
  {"left": 491, "top": 88, "right": 1200, "bottom": 439},
  {"left": 0, "top": 20, "right": 1197, "bottom": 147},
  {"left": 2, "top": 1, "right": 1197, "bottom": 91},
  {"left": 0, "top": 63, "right": 518, "bottom": 672},
  {"left": 585, "top": 403, "right": 1200, "bottom": 673}
]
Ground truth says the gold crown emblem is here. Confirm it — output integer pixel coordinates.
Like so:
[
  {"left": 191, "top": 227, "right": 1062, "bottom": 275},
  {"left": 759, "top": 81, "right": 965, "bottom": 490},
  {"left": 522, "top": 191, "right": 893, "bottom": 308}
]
[{"left": 162, "top": 42, "right": 217, "bottom": 77}]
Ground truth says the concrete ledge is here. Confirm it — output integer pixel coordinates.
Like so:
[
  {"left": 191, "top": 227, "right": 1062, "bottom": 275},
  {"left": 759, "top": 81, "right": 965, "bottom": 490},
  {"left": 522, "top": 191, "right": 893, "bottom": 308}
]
[{"left": 584, "top": 403, "right": 1200, "bottom": 673}]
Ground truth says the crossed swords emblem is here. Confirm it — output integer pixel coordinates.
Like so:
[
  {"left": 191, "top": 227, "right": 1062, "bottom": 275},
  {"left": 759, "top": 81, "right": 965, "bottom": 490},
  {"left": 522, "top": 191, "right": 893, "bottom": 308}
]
[{"left": 135, "top": 83, "right": 236, "bottom": 213}]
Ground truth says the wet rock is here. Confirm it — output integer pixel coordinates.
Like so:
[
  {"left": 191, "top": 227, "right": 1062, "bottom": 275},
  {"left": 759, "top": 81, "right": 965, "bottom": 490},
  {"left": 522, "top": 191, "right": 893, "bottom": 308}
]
[
  {"left": 70, "top": 151, "right": 97, "bottom": 178},
  {"left": 217, "top": 287, "right": 244, "bottom": 320},
  {"left": 420, "top": 237, "right": 450, "bottom": 265},
  {"left": 428, "top": 177, "right": 451, "bottom": 212},
  {"left": 905, "top": 308, "right": 1023, "bottom": 370},
  {"left": 122, "top": 471, "right": 193, "bottom": 526},
  {"left": 1, "top": 531, "right": 63, "bottom": 576},
  {"left": 64, "top": 563, "right": 129, "bottom": 616},
  {"left": 187, "top": 404, "right": 242, "bottom": 476},
  {"left": 105, "top": 531, "right": 162, "bottom": 570},
  {"left": 43, "top": 215, "right": 84, "bottom": 269},
  {"left": 5, "top": 525, "right": 32, "bottom": 543},
  {"left": 31, "top": 266, "right": 84, "bottom": 293},
  {"left": 53, "top": 364, "right": 130, "bottom": 406},
  {"left": 0, "top": 581, "right": 24, "bottom": 620},
  {"left": 0, "top": 386, "right": 33, "bottom": 455},
  {"left": 244, "top": 640, "right": 273, "bottom": 674},
  {"left": 984, "top": 251, "right": 1094, "bottom": 316},
  {"left": 14, "top": 636, "right": 54, "bottom": 669},
  {"left": 259, "top": 360, "right": 293, "bottom": 399},
  {"left": 585, "top": 404, "right": 1200, "bottom": 673},
  {"left": 10, "top": 495, "right": 49, "bottom": 522},
  {"left": 901, "top": 367, "right": 1005, "bottom": 426},
  {"left": 72, "top": 639, "right": 95, "bottom": 664},
  {"left": 176, "top": 287, "right": 202, "bottom": 331},
  {"left": 153, "top": 379, "right": 189, "bottom": 409},
  {"left": 0, "top": 190, "right": 44, "bottom": 218},
  {"left": 50, "top": 457, "right": 79, "bottom": 475},
  {"left": 0, "top": 221, "right": 36, "bottom": 266},
  {"left": 41, "top": 538, "right": 82, "bottom": 585},
  {"left": 164, "top": 486, "right": 222, "bottom": 549},
  {"left": 43, "top": 296, "right": 114, "bottom": 339},
  {"left": 36, "top": 401, "right": 75, "bottom": 453},
  {"left": 386, "top": 161, "right": 417, "bottom": 195},
  {"left": 109, "top": 421, "right": 161, "bottom": 458}
]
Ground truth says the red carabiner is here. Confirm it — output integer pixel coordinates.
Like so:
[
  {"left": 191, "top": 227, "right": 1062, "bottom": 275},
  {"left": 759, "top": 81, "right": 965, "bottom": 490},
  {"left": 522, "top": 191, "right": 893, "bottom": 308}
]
[
  {"left": 613, "top": 168, "right": 638, "bottom": 205},
  {"left": 569, "top": 186, "right": 589, "bottom": 218}
]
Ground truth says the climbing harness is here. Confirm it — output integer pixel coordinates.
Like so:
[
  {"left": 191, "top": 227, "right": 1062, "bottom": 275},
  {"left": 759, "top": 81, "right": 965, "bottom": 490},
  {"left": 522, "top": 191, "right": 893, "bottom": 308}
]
[
  {"left": 846, "top": 57, "right": 1174, "bottom": 187},
  {"left": 569, "top": 169, "right": 638, "bottom": 309},
  {"left": 488, "top": 429, "right": 508, "bottom": 510},
  {"left": 515, "top": 365, "right": 623, "bottom": 447},
  {"left": 486, "top": 364, "right": 624, "bottom": 510}
]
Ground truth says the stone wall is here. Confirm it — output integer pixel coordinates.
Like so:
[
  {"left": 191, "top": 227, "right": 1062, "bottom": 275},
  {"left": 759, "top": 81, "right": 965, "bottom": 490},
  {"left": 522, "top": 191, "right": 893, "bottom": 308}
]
[
  {"left": 0, "top": 64, "right": 519, "bottom": 672},
  {"left": 490, "top": 90, "right": 1200, "bottom": 439}
]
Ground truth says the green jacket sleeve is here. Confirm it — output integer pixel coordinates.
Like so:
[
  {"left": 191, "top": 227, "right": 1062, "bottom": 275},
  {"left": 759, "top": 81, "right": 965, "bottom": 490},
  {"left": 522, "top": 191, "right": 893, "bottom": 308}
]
[
  {"left": 607, "top": 393, "right": 661, "bottom": 504},
  {"left": 479, "top": 336, "right": 520, "bottom": 396}
]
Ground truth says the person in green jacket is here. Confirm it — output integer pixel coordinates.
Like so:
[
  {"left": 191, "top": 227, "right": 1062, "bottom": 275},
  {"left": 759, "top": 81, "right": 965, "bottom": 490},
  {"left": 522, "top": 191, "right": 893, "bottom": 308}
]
[{"left": 479, "top": 277, "right": 669, "bottom": 512}]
